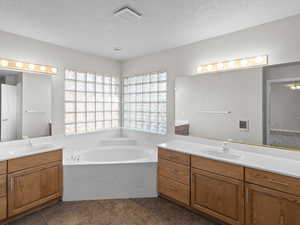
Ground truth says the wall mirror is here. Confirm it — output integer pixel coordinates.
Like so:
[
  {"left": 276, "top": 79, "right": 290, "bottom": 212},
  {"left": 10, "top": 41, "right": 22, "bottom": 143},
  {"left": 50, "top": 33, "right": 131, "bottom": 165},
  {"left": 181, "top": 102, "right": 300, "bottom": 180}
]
[
  {"left": 175, "top": 62, "right": 300, "bottom": 150},
  {"left": 0, "top": 69, "right": 52, "bottom": 142}
]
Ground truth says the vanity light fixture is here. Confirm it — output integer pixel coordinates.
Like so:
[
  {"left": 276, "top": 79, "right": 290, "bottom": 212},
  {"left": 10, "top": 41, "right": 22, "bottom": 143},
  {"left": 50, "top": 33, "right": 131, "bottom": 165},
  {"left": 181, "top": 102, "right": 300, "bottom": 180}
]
[
  {"left": 287, "top": 83, "right": 300, "bottom": 90},
  {"left": 195, "top": 55, "right": 268, "bottom": 74},
  {"left": 0, "top": 58, "right": 58, "bottom": 75}
]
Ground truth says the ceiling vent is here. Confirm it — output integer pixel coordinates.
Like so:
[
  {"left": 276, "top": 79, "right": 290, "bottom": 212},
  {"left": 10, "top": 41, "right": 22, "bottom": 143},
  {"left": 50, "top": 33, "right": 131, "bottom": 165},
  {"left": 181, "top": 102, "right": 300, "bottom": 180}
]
[{"left": 114, "top": 6, "right": 142, "bottom": 22}]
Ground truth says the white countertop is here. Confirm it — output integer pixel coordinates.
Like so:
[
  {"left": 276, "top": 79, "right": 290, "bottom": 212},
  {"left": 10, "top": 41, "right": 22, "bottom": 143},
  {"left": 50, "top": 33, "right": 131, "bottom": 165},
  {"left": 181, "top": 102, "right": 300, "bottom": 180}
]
[
  {"left": 0, "top": 142, "right": 62, "bottom": 161},
  {"left": 158, "top": 140, "right": 300, "bottom": 179}
]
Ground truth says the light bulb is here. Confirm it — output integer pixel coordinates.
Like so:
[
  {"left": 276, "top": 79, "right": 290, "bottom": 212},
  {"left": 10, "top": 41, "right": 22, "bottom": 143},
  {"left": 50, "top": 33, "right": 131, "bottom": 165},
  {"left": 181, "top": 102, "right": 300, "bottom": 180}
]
[
  {"left": 228, "top": 61, "right": 236, "bottom": 68},
  {"left": 16, "top": 62, "right": 23, "bottom": 68},
  {"left": 291, "top": 86, "right": 297, "bottom": 90},
  {"left": 296, "top": 86, "right": 300, "bottom": 90},
  {"left": 197, "top": 66, "right": 203, "bottom": 73},
  {"left": 255, "top": 56, "right": 264, "bottom": 64},
  {"left": 28, "top": 64, "right": 35, "bottom": 70},
  {"left": 40, "top": 66, "right": 46, "bottom": 71},
  {"left": 241, "top": 59, "right": 248, "bottom": 66},
  {"left": 217, "top": 63, "right": 224, "bottom": 69},
  {"left": 207, "top": 65, "right": 213, "bottom": 71},
  {"left": 51, "top": 67, "right": 57, "bottom": 73},
  {"left": 0, "top": 60, "right": 8, "bottom": 67}
]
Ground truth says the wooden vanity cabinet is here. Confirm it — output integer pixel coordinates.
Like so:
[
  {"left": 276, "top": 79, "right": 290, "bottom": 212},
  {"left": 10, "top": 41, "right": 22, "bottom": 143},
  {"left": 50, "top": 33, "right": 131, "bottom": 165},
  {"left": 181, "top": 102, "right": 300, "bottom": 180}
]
[{"left": 0, "top": 161, "right": 7, "bottom": 221}]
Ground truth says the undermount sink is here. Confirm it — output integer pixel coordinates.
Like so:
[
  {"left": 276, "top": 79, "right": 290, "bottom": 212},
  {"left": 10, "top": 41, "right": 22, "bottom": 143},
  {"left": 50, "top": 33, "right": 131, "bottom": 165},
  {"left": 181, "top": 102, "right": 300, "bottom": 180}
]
[{"left": 205, "top": 150, "right": 242, "bottom": 160}]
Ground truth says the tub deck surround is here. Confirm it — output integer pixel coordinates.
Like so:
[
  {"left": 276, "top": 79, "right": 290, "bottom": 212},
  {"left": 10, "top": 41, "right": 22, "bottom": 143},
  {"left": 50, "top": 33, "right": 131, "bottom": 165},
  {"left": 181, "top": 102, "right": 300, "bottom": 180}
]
[{"left": 158, "top": 140, "right": 300, "bottom": 179}]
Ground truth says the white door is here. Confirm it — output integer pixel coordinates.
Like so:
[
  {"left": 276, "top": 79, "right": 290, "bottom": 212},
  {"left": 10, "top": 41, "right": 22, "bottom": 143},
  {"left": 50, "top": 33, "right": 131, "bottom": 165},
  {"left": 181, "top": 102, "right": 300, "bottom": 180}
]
[{"left": 1, "top": 84, "right": 17, "bottom": 141}]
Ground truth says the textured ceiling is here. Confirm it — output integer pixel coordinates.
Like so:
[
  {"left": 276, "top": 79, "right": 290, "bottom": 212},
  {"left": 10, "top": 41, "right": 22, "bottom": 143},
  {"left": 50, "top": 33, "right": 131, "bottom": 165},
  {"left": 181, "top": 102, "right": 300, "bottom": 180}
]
[{"left": 0, "top": 0, "right": 300, "bottom": 60}]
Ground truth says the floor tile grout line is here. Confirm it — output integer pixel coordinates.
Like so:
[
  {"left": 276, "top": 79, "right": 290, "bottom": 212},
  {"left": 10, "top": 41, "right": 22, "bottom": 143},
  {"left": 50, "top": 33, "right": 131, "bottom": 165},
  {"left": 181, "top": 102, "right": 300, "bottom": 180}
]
[{"left": 38, "top": 211, "right": 49, "bottom": 225}]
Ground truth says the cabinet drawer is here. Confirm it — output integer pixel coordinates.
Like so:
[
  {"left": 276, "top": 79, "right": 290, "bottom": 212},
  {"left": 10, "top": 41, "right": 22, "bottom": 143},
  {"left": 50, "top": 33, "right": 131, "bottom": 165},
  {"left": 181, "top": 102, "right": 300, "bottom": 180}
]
[
  {"left": 158, "top": 176, "right": 190, "bottom": 205},
  {"left": 0, "top": 161, "right": 7, "bottom": 175},
  {"left": 0, "top": 196, "right": 7, "bottom": 220},
  {"left": 0, "top": 175, "right": 6, "bottom": 197},
  {"left": 159, "top": 159, "right": 190, "bottom": 185},
  {"left": 158, "top": 148, "right": 190, "bottom": 166},
  {"left": 191, "top": 155, "right": 244, "bottom": 180},
  {"left": 245, "top": 168, "right": 300, "bottom": 196},
  {"left": 8, "top": 150, "right": 62, "bottom": 173}
]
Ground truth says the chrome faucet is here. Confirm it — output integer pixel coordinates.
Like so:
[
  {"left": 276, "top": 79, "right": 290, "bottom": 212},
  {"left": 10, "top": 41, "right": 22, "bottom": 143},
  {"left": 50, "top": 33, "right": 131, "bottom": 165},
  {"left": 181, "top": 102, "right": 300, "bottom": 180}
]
[
  {"left": 222, "top": 142, "right": 230, "bottom": 153},
  {"left": 28, "top": 139, "right": 33, "bottom": 147}
]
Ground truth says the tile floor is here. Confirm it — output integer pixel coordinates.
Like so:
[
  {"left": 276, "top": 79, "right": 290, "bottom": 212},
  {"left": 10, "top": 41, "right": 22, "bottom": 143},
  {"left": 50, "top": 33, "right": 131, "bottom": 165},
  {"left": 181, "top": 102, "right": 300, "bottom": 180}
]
[{"left": 9, "top": 198, "right": 219, "bottom": 225}]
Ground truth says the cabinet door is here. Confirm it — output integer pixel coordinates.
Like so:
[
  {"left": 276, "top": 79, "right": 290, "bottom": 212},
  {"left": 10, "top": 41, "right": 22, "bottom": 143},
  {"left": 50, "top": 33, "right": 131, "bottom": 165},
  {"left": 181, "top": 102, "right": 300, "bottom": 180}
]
[
  {"left": 191, "top": 168, "right": 244, "bottom": 225},
  {"left": 245, "top": 183, "right": 300, "bottom": 225},
  {"left": 8, "top": 162, "right": 61, "bottom": 217}
]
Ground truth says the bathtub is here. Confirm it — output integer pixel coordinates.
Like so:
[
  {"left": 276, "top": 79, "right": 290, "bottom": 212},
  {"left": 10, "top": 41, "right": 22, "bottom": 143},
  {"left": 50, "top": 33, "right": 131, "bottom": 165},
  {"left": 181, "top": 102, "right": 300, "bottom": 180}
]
[{"left": 63, "top": 139, "right": 158, "bottom": 201}]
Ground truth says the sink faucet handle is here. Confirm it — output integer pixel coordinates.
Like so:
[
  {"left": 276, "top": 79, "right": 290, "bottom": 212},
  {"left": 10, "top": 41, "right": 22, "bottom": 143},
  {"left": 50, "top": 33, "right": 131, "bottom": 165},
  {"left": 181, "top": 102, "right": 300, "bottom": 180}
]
[{"left": 222, "top": 141, "right": 230, "bottom": 153}]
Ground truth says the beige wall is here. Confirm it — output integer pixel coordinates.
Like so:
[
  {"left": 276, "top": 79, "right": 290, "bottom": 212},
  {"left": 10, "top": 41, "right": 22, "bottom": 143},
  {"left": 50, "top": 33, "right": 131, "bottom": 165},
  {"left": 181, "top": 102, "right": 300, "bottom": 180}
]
[{"left": 122, "top": 14, "right": 300, "bottom": 134}]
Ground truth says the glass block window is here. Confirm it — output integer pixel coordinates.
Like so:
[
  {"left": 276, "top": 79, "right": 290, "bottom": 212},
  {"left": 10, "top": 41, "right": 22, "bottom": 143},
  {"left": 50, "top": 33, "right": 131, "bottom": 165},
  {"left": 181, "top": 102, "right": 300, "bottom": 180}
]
[
  {"left": 64, "top": 70, "right": 120, "bottom": 135},
  {"left": 123, "top": 72, "right": 167, "bottom": 134}
]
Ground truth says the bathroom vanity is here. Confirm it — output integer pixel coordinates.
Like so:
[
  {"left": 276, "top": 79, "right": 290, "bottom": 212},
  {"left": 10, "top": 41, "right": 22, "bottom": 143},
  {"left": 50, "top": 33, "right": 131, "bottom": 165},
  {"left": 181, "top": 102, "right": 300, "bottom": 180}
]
[
  {"left": 0, "top": 145, "right": 62, "bottom": 223},
  {"left": 158, "top": 141, "right": 300, "bottom": 225}
]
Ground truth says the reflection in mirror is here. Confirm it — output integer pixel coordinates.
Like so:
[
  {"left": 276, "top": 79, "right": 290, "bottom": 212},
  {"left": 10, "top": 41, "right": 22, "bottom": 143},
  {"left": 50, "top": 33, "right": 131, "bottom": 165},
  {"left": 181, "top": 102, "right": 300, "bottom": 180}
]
[
  {"left": 0, "top": 70, "right": 52, "bottom": 142},
  {"left": 175, "top": 62, "right": 300, "bottom": 150}
]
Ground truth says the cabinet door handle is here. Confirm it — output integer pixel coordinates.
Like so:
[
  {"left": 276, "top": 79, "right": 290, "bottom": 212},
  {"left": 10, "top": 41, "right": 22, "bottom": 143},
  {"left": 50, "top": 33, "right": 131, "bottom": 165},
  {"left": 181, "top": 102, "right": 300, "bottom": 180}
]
[
  {"left": 9, "top": 178, "right": 13, "bottom": 192},
  {"left": 268, "top": 179, "right": 289, "bottom": 186}
]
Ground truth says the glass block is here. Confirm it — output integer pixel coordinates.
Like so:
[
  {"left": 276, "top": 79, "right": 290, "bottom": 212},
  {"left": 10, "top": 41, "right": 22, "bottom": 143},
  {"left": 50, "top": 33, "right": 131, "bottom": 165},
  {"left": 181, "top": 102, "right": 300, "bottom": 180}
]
[
  {"left": 143, "top": 112, "right": 149, "bottom": 121},
  {"left": 136, "top": 103, "right": 143, "bottom": 111},
  {"left": 123, "top": 78, "right": 128, "bottom": 85},
  {"left": 104, "top": 103, "right": 111, "bottom": 111},
  {"left": 96, "top": 112, "right": 104, "bottom": 121},
  {"left": 136, "top": 121, "right": 143, "bottom": 129},
  {"left": 87, "top": 83, "right": 95, "bottom": 92},
  {"left": 65, "top": 91, "right": 75, "bottom": 101},
  {"left": 65, "top": 70, "right": 76, "bottom": 80},
  {"left": 76, "top": 92, "right": 86, "bottom": 102},
  {"left": 112, "top": 77, "right": 119, "bottom": 84},
  {"left": 65, "top": 124, "right": 75, "bottom": 134},
  {"left": 87, "top": 92, "right": 95, "bottom": 102},
  {"left": 143, "top": 83, "right": 150, "bottom": 92},
  {"left": 150, "top": 93, "right": 158, "bottom": 102},
  {"left": 150, "top": 123, "right": 158, "bottom": 132},
  {"left": 104, "top": 112, "right": 112, "bottom": 120},
  {"left": 130, "top": 121, "right": 136, "bottom": 129},
  {"left": 87, "top": 112, "right": 95, "bottom": 122},
  {"left": 65, "top": 80, "right": 76, "bottom": 91},
  {"left": 96, "top": 102, "right": 104, "bottom": 111},
  {"left": 142, "top": 75, "right": 150, "bottom": 83},
  {"left": 77, "top": 72, "right": 86, "bottom": 81},
  {"left": 96, "top": 84, "right": 103, "bottom": 92},
  {"left": 128, "top": 76, "right": 136, "bottom": 84},
  {"left": 151, "top": 103, "right": 158, "bottom": 112},
  {"left": 104, "top": 85, "right": 111, "bottom": 93},
  {"left": 76, "top": 113, "right": 86, "bottom": 123},
  {"left": 124, "top": 103, "right": 129, "bottom": 111},
  {"left": 150, "top": 113, "right": 158, "bottom": 122},
  {"left": 65, "top": 103, "right": 75, "bottom": 112},
  {"left": 136, "top": 76, "right": 143, "bottom": 84},
  {"left": 130, "top": 112, "right": 136, "bottom": 121},
  {"left": 104, "top": 76, "right": 111, "bottom": 84},
  {"left": 96, "top": 121, "right": 104, "bottom": 130},
  {"left": 76, "top": 102, "right": 86, "bottom": 112},
  {"left": 136, "top": 112, "right": 143, "bottom": 121},
  {"left": 143, "top": 103, "right": 150, "bottom": 112},
  {"left": 159, "top": 82, "right": 167, "bottom": 91},
  {"left": 96, "top": 75, "right": 103, "bottom": 83},
  {"left": 65, "top": 113, "right": 75, "bottom": 123},
  {"left": 150, "top": 73, "right": 158, "bottom": 82},
  {"left": 112, "top": 85, "right": 118, "bottom": 93},
  {"left": 150, "top": 83, "right": 158, "bottom": 92},
  {"left": 87, "top": 102, "right": 95, "bottom": 112},
  {"left": 130, "top": 103, "right": 136, "bottom": 111},
  {"left": 105, "top": 120, "right": 112, "bottom": 128},
  {"left": 124, "top": 120, "right": 130, "bottom": 128},
  {"left": 143, "top": 122, "right": 150, "bottom": 131},
  {"left": 158, "top": 113, "right": 167, "bottom": 123},
  {"left": 112, "top": 103, "right": 119, "bottom": 111},
  {"left": 158, "top": 92, "right": 167, "bottom": 102},
  {"left": 124, "top": 94, "right": 129, "bottom": 102},
  {"left": 87, "top": 122, "right": 95, "bottom": 132},
  {"left": 77, "top": 82, "right": 86, "bottom": 91},
  {"left": 129, "top": 85, "right": 136, "bottom": 93},
  {"left": 136, "top": 94, "right": 142, "bottom": 102},
  {"left": 77, "top": 123, "right": 86, "bottom": 133},
  {"left": 129, "top": 94, "right": 136, "bottom": 102},
  {"left": 123, "top": 86, "right": 128, "bottom": 94},
  {"left": 159, "top": 72, "right": 167, "bottom": 81},
  {"left": 159, "top": 103, "right": 167, "bottom": 112},
  {"left": 112, "top": 112, "right": 119, "bottom": 120},
  {"left": 112, "top": 94, "right": 119, "bottom": 102},
  {"left": 87, "top": 73, "right": 95, "bottom": 82},
  {"left": 124, "top": 112, "right": 129, "bottom": 120},
  {"left": 136, "top": 84, "right": 142, "bottom": 93},
  {"left": 96, "top": 93, "right": 103, "bottom": 102},
  {"left": 158, "top": 123, "right": 167, "bottom": 134},
  {"left": 104, "top": 94, "right": 112, "bottom": 102},
  {"left": 112, "top": 120, "right": 119, "bottom": 128},
  {"left": 143, "top": 93, "right": 150, "bottom": 102}
]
